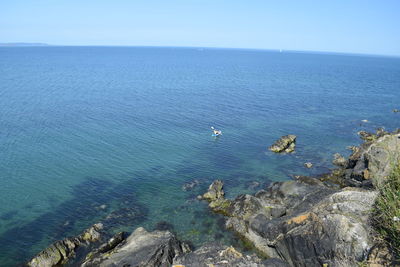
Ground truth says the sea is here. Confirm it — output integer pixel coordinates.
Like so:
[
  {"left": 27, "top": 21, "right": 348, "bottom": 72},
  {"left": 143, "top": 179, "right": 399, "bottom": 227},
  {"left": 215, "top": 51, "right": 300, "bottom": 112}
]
[{"left": 0, "top": 46, "right": 399, "bottom": 266}]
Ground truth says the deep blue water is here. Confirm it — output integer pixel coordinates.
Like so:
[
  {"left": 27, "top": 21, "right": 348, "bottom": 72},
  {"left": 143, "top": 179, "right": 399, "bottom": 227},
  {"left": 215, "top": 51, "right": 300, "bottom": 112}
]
[{"left": 0, "top": 46, "right": 399, "bottom": 265}]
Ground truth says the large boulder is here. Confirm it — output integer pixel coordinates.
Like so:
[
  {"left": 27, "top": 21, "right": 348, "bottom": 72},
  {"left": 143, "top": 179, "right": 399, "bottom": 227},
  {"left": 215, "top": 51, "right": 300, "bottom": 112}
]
[
  {"left": 269, "top": 135, "right": 297, "bottom": 153},
  {"left": 27, "top": 223, "right": 103, "bottom": 267},
  {"left": 81, "top": 227, "right": 190, "bottom": 267}
]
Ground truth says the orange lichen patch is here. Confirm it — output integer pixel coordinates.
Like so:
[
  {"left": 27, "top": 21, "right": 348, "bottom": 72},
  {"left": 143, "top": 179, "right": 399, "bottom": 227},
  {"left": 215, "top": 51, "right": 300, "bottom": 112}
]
[
  {"left": 364, "top": 169, "right": 370, "bottom": 179},
  {"left": 172, "top": 265, "right": 185, "bottom": 267},
  {"left": 286, "top": 212, "right": 311, "bottom": 225},
  {"left": 219, "top": 246, "right": 243, "bottom": 258}
]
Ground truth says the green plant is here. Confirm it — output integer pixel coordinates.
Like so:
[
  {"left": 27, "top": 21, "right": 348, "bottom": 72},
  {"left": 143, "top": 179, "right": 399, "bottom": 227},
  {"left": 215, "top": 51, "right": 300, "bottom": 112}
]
[{"left": 373, "top": 162, "right": 400, "bottom": 257}]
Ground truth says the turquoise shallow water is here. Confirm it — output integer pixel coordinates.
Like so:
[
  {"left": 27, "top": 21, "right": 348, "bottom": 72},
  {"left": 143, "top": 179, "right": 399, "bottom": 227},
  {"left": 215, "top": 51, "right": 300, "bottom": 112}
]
[{"left": 0, "top": 47, "right": 400, "bottom": 265}]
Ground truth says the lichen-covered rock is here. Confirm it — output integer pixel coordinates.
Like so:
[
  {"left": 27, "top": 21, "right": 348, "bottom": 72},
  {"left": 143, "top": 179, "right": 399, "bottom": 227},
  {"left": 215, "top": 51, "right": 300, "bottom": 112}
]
[
  {"left": 27, "top": 223, "right": 103, "bottom": 267},
  {"left": 173, "top": 243, "right": 289, "bottom": 267},
  {"left": 344, "top": 132, "right": 400, "bottom": 187},
  {"left": 357, "top": 128, "right": 390, "bottom": 142},
  {"left": 269, "top": 135, "right": 297, "bottom": 153},
  {"left": 201, "top": 180, "right": 232, "bottom": 215},
  {"left": 202, "top": 179, "right": 224, "bottom": 201},
  {"left": 83, "top": 231, "right": 126, "bottom": 263},
  {"left": 332, "top": 153, "right": 347, "bottom": 167},
  {"left": 81, "top": 227, "right": 190, "bottom": 267},
  {"left": 357, "top": 130, "right": 377, "bottom": 142}
]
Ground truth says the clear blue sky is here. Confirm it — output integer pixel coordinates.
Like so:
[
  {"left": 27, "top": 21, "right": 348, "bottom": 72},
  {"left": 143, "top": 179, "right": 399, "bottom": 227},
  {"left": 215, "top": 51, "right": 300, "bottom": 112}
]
[{"left": 1, "top": 0, "right": 399, "bottom": 56}]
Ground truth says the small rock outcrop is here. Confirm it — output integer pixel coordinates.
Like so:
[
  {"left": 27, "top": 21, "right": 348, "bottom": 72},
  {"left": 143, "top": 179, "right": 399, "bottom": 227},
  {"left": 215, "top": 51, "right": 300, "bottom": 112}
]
[
  {"left": 357, "top": 130, "right": 377, "bottom": 142},
  {"left": 269, "top": 135, "right": 297, "bottom": 153},
  {"left": 201, "top": 179, "right": 232, "bottom": 215},
  {"left": 357, "top": 128, "right": 389, "bottom": 142},
  {"left": 304, "top": 162, "right": 313, "bottom": 168},
  {"left": 332, "top": 153, "right": 347, "bottom": 167},
  {"left": 82, "top": 227, "right": 190, "bottom": 267},
  {"left": 27, "top": 223, "right": 103, "bottom": 267}
]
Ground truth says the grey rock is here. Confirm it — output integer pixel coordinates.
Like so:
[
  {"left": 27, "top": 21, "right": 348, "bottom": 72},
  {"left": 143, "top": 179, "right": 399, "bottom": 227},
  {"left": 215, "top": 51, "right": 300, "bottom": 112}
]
[
  {"left": 82, "top": 227, "right": 190, "bottom": 267},
  {"left": 83, "top": 232, "right": 126, "bottom": 264},
  {"left": 174, "top": 243, "right": 289, "bottom": 267},
  {"left": 27, "top": 223, "right": 103, "bottom": 267},
  {"left": 81, "top": 227, "right": 283, "bottom": 267},
  {"left": 269, "top": 135, "right": 297, "bottom": 153}
]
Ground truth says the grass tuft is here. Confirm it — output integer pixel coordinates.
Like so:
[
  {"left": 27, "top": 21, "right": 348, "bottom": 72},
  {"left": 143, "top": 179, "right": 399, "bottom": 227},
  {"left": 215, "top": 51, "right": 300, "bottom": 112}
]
[{"left": 373, "top": 162, "right": 400, "bottom": 258}]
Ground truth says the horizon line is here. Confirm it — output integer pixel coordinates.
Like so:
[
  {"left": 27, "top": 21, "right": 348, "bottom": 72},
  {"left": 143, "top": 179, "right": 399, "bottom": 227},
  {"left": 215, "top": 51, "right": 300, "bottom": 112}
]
[{"left": 1, "top": 42, "right": 399, "bottom": 58}]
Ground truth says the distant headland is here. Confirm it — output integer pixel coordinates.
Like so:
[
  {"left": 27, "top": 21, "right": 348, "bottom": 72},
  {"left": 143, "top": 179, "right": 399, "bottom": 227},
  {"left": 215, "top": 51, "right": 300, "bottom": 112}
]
[{"left": 0, "top": 43, "right": 49, "bottom": 47}]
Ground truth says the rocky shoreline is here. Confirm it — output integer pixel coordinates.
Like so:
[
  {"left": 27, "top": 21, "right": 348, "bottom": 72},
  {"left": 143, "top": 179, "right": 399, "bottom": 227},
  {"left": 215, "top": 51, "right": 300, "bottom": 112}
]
[{"left": 27, "top": 129, "right": 400, "bottom": 266}]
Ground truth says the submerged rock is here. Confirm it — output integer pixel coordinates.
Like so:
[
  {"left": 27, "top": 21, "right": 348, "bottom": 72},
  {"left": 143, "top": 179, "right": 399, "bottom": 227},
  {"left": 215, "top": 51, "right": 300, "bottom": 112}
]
[
  {"left": 27, "top": 223, "right": 103, "bottom": 267},
  {"left": 101, "top": 203, "right": 147, "bottom": 229},
  {"left": 246, "top": 180, "right": 262, "bottom": 190},
  {"left": 393, "top": 109, "right": 400, "bottom": 113},
  {"left": 269, "top": 135, "right": 297, "bottom": 153},
  {"left": 82, "top": 227, "right": 190, "bottom": 267},
  {"left": 154, "top": 220, "right": 175, "bottom": 231},
  {"left": 182, "top": 179, "right": 201, "bottom": 191}
]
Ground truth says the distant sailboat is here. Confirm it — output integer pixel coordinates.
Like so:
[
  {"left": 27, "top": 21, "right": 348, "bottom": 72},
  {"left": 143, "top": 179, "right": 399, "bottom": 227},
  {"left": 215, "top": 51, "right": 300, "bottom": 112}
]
[{"left": 279, "top": 49, "right": 283, "bottom": 53}]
